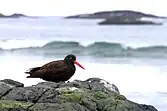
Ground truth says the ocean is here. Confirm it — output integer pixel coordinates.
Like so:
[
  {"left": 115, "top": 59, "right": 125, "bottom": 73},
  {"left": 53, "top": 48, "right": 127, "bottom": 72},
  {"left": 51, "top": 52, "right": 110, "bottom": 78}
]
[{"left": 0, "top": 17, "right": 167, "bottom": 110}]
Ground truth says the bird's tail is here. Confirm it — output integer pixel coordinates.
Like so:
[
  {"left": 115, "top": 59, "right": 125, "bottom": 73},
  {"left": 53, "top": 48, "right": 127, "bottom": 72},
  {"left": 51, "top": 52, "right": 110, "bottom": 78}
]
[
  {"left": 25, "top": 67, "right": 41, "bottom": 78},
  {"left": 26, "top": 76, "right": 32, "bottom": 78}
]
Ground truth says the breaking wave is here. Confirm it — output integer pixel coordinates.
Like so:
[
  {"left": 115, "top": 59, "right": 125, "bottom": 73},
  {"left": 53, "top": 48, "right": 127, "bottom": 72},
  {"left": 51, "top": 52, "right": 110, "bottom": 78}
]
[{"left": 0, "top": 40, "right": 167, "bottom": 58}]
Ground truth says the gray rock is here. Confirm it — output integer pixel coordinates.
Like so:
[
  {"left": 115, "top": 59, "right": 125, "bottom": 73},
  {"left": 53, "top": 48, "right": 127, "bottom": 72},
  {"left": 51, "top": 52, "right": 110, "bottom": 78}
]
[
  {"left": 0, "top": 82, "right": 12, "bottom": 98},
  {"left": 34, "top": 81, "right": 60, "bottom": 88},
  {"left": 85, "top": 77, "right": 120, "bottom": 93},
  {"left": 0, "top": 79, "right": 24, "bottom": 87},
  {"left": 29, "top": 103, "right": 89, "bottom": 111},
  {"left": 0, "top": 78, "right": 158, "bottom": 111},
  {"left": 0, "top": 79, "right": 23, "bottom": 98},
  {"left": 2, "top": 87, "right": 49, "bottom": 103}
]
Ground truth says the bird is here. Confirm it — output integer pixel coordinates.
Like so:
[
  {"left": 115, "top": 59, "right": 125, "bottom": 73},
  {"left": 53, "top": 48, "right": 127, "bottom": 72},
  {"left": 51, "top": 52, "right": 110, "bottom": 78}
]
[{"left": 25, "top": 54, "right": 85, "bottom": 82}]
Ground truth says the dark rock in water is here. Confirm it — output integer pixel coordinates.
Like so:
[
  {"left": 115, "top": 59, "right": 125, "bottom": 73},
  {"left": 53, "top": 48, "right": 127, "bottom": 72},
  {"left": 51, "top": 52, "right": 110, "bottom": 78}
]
[
  {"left": 0, "top": 78, "right": 158, "bottom": 111},
  {"left": 98, "top": 17, "right": 162, "bottom": 25}
]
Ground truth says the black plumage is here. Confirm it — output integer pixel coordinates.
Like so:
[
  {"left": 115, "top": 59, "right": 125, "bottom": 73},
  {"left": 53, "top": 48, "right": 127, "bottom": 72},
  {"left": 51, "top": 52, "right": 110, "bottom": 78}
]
[{"left": 25, "top": 54, "right": 85, "bottom": 82}]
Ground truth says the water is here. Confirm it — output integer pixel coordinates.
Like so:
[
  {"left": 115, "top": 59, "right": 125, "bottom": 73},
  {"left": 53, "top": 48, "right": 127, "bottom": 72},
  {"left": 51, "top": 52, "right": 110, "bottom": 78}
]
[{"left": 0, "top": 17, "right": 167, "bottom": 110}]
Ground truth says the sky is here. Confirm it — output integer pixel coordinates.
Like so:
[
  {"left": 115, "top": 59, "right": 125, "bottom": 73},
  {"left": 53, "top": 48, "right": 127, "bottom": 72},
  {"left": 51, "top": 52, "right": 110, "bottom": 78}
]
[{"left": 0, "top": 0, "right": 166, "bottom": 16}]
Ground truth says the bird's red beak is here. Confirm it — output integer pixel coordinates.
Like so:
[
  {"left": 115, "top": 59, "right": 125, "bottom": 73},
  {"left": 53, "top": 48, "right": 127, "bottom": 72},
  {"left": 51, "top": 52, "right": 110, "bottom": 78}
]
[{"left": 74, "top": 60, "right": 85, "bottom": 70}]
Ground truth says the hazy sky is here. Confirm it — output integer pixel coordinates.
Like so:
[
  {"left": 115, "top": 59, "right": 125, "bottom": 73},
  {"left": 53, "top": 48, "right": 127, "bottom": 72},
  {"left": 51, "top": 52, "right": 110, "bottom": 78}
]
[{"left": 0, "top": 0, "right": 166, "bottom": 16}]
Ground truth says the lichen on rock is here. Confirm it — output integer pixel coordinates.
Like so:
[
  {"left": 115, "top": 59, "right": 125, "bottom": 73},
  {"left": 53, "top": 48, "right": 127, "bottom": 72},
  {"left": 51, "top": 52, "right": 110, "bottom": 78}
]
[{"left": 0, "top": 100, "right": 32, "bottom": 110}]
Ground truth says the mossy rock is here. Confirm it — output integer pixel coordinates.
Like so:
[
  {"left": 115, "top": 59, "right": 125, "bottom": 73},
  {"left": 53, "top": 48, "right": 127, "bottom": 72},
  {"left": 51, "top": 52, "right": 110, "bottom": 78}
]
[
  {"left": 0, "top": 100, "right": 32, "bottom": 109},
  {"left": 59, "top": 87, "right": 126, "bottom": 102},
  {"left": 60, "top": 87, "right": 84, "bottom": 103}
]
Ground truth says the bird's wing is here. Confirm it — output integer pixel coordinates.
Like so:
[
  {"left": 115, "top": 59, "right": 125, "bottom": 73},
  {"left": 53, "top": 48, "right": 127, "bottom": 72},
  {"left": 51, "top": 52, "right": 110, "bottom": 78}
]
[
  {"left": 41, "top": 60, "right": 65, "bottom": 69},
  {"left": 31, "top": 60, "right": 69, "bottom": 78}
]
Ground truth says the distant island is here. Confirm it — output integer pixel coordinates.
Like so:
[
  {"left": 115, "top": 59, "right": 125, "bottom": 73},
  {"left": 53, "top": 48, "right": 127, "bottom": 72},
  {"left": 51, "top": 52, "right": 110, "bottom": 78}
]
[
  {"left": 0, "top": 13, "right": 39, "bottom": 19},
  {"left": 0, "top": 13, "right": 27, "bottom": 18},
  {"left": 65, "top": 10, "right": 167, "bottom": 19},
  {"left": 65, "top": 10, "right": 167, "bottom": 25}
]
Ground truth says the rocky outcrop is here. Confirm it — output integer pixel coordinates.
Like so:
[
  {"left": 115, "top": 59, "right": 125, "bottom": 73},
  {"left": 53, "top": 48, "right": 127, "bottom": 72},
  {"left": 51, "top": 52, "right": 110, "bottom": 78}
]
[
  {"left": 65, "top": 10, "right": 167, "bottom": 19},
  {"left": 0, "top": 78, "right": 158, "bottom": 111}
]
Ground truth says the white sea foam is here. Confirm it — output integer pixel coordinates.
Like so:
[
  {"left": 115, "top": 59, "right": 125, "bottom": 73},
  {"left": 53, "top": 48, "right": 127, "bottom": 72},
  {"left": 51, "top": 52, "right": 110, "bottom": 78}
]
[
  {"left": 0, "top": 54, "right": 167, "bottom": 92},
  {"left": 0, "top": 39, "right": 50, "bottom": 49},
  {"left": 0, "top": 38, "right": 167, "bottom": 50}
]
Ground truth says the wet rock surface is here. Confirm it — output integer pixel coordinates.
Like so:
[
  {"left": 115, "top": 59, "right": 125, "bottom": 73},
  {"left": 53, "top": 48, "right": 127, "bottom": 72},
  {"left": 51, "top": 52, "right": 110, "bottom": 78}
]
[{"left": 0, "top": 78, "right": 158, "bottom": 111}]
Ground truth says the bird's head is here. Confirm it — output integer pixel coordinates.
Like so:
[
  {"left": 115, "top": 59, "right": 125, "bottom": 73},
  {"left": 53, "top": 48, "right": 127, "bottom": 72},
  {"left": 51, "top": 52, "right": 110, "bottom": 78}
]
[{"left": 64, "top": 54, "right": 85, "bottom": 70}]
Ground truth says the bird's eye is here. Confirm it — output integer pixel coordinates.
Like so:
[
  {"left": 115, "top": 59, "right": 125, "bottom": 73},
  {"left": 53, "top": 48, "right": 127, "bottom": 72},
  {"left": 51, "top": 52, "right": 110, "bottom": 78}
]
[{"left": 70, "top": 57, "right": 73, "bottom": 60}]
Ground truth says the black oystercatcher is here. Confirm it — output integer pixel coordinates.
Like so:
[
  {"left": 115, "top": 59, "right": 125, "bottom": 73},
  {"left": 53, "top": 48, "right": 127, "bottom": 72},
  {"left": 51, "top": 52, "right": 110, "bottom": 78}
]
[{"left": 25, "top": 54, "right": 85, "bottom": 82}]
